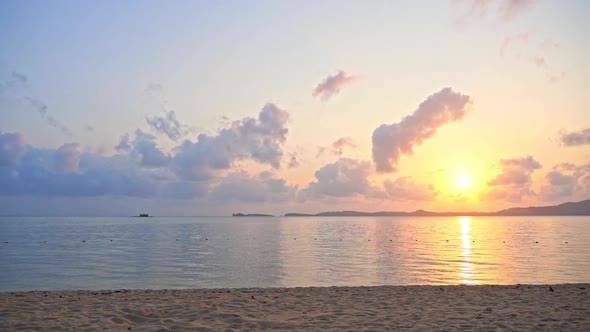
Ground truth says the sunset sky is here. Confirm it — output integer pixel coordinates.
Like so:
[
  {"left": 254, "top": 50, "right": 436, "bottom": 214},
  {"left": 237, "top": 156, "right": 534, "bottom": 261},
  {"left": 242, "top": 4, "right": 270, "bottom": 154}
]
[{"left": 1, "top": 0, "right": 589, "bottom": 216}]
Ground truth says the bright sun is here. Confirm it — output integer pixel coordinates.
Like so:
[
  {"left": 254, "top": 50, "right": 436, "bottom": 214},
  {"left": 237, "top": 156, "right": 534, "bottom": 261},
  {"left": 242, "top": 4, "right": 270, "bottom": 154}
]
[{"left": 454, "top": 173, "right": 473, "bottom": 191}]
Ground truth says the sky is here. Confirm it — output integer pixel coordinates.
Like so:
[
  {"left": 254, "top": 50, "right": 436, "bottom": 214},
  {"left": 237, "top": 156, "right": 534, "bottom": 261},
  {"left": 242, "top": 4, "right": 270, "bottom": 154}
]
[{"left": 0, "top": 0, "right": 589, "bottom": 216}]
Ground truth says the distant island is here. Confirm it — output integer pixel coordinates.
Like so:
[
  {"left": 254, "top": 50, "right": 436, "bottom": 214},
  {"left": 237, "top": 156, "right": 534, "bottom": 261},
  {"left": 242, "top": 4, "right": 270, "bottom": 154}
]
[
  {"left": 232, "top": 213, "right": 274, "bottom": 217},
  {"left": 136, "top": 213, "right": 151, "bottom": 217},
  {"left": 282, "top": 199, "right": 590, "bottom": 217}
]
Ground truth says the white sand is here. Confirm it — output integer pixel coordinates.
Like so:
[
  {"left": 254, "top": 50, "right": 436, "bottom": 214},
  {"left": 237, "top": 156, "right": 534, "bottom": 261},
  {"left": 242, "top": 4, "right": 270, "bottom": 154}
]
[{"left": 1, "top": 284, "right": 588, "bottom": 331}]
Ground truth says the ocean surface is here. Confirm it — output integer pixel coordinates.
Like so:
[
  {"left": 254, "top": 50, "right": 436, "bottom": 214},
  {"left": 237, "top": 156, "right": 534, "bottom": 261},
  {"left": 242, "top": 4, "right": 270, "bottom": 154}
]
[{"left": 0, "top": 216, "right": 589, "bottom": 291}]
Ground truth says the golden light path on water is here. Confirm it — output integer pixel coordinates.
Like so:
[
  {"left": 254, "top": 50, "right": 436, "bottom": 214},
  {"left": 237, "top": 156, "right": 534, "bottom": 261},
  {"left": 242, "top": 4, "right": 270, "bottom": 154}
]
[{"left": 459, "top": 216, "right": 474, "bottom": 284}]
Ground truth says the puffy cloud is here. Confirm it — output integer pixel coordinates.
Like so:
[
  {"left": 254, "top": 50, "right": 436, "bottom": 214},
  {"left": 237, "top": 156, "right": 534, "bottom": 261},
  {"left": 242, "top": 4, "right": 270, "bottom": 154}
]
[
  {"left": 54, "top": 143, "right": 80, "bottom": 173},
  {"left": 383, "top": 177, "right": 437, "bottom": 201},
  {"left": 488, "top": 156, "right": 541, "bottom": 186},
  {"left": 372, "top": 87, "right": 472, "bottom": 172},
  {"left": 146, "top": 110, "right": 184, "bottom": 141},
  {"left": 560, "top": 127, "right": 590, "bottom": 146},
  {"left": 0, "top": 131, "right": 26, "bottom": 167},
  {"left": 209, "top": 171, "right": 297, "bottom": 203},
  {"left": 312, "top": 71, "right": 357, "bottom": 101},
  {"left": 483, "top": 156, "right": 541, "bottom": 202},
  {"left": 539, "top": 163, "right": 590, "bottom": 201},
  {"left": 132, "top": 130, "right": 171, "bottom": 167},
  {"left": 116, "top": 130, "right": 171, "bottom": 168},
  {"left": 0, "top": 138, "right": 156, "bottom": 197},
  {"left": 173, "top": 103, "right": 289, "bottom": 180},
  {"left": 0, "top": 102, "right": 296, "bottom": 211},
  {"left": 304, "top": 158, "right": 377, "bottom": 198}
]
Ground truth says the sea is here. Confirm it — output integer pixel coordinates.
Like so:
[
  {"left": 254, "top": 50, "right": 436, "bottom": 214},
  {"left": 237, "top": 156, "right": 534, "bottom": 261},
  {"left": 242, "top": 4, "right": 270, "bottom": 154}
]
[{"left": 0, "top": 216, "right": 589, "bottom": 291}]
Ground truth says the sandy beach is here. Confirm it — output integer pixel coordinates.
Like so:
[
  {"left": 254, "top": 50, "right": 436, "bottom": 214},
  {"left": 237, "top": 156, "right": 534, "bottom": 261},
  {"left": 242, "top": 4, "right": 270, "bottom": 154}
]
[{"left": 0, "top": 284, "right": 588, "bottom": 331}]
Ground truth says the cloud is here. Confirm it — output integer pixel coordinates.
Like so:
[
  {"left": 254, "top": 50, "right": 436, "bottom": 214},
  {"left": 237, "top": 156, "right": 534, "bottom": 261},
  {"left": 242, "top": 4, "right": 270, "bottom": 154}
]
[
  {"left": 383, "top": 177, "right": 437, "bottom": 201},
  {"left": 488, "top": 156, "right": 542, "bottom": 185},
  {"left": 455, "top": 0, "right": 535, "bottom": 23},
  {"left": 483, "top": 155, "right": 541, "bottom": 202},
  {"left": 500, "top": 33, "right": 529, "bottom": 56},
  {"left": 303, "top": 158, "right": 378, "bottom": 198},
  {"left": 539, "top": 163, "right": 590, "bottom": 201},
  {"left": 312, "top": 71, "right": 358, "bottom": 101},
  {"left": 0, "top": 101, "right": 295, "bottom": 210},
  {"left": 317, "top": 137, "right": 357, "bottom": 157},
  {"left": 548, "top": 71, "right": 567, "bottom": 83},
  {"left": 531, "top": 55, "right": 547, "bottom": 68},
  {"left": 372, "top": 87, "right": 472, "bottom": 172},
  {"left": 286, "top": 152, "right": 300, "bottom": 168},
  {"left": 145, "top": 82, "right": 164, "bottom": 97},
  {"left": 173, "top": 103, "right": 289, "bottom": 181},
  {"left": 331, "top": 137, "right": 356, "bottom": 156},
  {"left": 0, "top": 131, "right": 26, "bottom": 167},
  {"left": 209, "top": 171, "right": 297, "bottom": 203},
  {"left": 499, "top": 33, "right": 566, "bottom": 83},
  {"left": 0, "top": 135, "right": 155, "bottom": 197},
  {"left": 1, "top": 72, "right": 73, "bottom": 136},
  {"left": 560, "top": 127, "right": 590, "bottom": 146},
  {"left": 131, "top": 130, "right": 171, "bottom": 167},
  {"left": 0, "top": 129, "right": 292, "bottom": 202},
  {"left": 499, "top": 0, "right": 535, "bottom": 21},
  {"left": 54, "top": 143, "right": 81, "bottom": 173},
  {"left": 22, "top": 97, "right": 72, "bottom": 136},
  {"left": 116, "top": 130, "right": 170, "bottom": 168},
  {"left": 146, "top": 110, "right": 184, "bottom": 141},
  {"left": 458, "top": 0, "right": 494, "bottom": 19}
]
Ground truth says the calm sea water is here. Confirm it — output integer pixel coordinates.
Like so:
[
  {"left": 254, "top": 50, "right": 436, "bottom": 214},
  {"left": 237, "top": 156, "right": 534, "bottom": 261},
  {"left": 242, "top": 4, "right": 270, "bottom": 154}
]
[{"left": 0, "top": 216, "right": 589, "bottom": 291}]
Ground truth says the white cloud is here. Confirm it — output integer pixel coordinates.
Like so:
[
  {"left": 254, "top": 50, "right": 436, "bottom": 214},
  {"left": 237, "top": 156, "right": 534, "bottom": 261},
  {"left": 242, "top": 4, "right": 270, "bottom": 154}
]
[
  {"left": 303, "top": 158, "right": 380, "bottom": 198},
  {"left": 173, "top": 103, "right": 289, "bottom": 180},
  {"left": 372, "top": 87, "right": 472, "bottom": 172}
]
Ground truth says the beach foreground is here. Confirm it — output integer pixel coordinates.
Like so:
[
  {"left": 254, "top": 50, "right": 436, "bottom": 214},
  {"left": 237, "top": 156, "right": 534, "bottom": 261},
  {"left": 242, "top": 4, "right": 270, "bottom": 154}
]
[{"left": 1, "top": 284, "right": 588, "bottom": 331}]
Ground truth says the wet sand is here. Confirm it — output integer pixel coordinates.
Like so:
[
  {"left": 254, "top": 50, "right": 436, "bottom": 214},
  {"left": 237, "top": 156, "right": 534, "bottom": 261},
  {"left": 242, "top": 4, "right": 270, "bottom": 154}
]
[{"left": 1, "top": 284, "right": 588, "bottom": 331}]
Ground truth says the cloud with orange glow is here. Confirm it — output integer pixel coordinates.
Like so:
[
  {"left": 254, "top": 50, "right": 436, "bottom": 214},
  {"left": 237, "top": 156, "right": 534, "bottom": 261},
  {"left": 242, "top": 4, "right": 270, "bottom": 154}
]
[
  {"left": 560, "top": 127, "right": 590, "bottom": 146},
  {"left": 482, "top": 156, "right": 542, "bottom": 202},
  {"left": 372, "top": 87, "right": 472, "bottom": 172}
]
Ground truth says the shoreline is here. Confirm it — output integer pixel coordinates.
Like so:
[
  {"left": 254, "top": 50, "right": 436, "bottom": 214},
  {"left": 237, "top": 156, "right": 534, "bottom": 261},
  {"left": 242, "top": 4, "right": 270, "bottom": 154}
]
[{"left": 1, "top": 284, "right": 589, "bottom": 331}]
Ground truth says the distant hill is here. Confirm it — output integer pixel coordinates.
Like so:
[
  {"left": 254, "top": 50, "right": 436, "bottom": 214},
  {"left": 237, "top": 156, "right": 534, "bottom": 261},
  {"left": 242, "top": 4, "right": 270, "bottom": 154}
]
[
  {"left": 493, "top": 199, "right": 590, "bottom": 216},
  {"left": 283, "top": 199, "right": 590, "bottom": 217}
]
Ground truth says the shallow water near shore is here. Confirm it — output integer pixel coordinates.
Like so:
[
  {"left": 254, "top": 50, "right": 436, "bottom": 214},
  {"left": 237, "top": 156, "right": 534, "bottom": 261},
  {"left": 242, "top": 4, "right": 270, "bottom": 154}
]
[{"left": 0, "top": 216, "right": 589, "bottom": 291}]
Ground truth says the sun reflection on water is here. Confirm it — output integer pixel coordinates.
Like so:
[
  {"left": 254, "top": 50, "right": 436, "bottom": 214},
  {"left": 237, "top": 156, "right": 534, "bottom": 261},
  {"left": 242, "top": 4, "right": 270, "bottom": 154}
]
[{"left": 459, "top": 216, "right": 476, "bottom": 284}]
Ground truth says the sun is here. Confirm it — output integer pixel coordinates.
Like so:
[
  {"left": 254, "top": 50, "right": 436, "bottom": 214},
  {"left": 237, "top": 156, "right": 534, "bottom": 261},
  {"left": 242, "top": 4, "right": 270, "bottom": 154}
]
[{"left": 454, "top": 173, "right": 473, "bottom": 191}]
